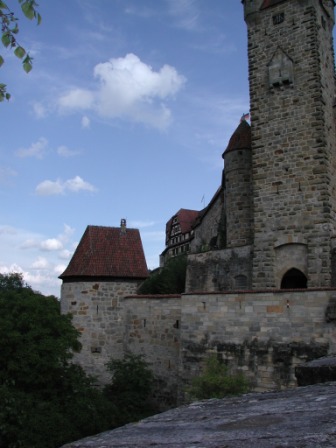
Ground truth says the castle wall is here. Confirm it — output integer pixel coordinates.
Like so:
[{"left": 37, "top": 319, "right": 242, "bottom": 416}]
[
  {"left": 180, "top": 289, "right": 336, "bottom": 397},
  {"left": 190, "top": 191, "right": 223, "bottom": 253},
  {"left": 60, "top": 279, "right": 142, "bottom": 383},
  {"left": 186, "top": 246, "right": 253, "bottom": 292},
  {"left": 123, "top": 295, "right": 181, "bottom": 408},
  {"left": 62, "top": 282, "right": 336, "bottom": 407},
  {"left": 61, "top": 281, "right": 181, "bottom": 408}
]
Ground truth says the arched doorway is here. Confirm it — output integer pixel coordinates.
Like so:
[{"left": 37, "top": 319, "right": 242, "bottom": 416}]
[{"left": 281, "top": 268, "right": 307, "bottom": 289}]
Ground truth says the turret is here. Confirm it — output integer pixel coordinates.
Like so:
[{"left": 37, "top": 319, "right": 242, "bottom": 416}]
[{"left": 223, "top": 119, "right": 252, "bottom": 248}]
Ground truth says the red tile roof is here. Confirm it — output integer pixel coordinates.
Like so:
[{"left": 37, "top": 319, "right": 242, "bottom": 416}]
[
  {"left": 59, "top": 225, "right": 148, "bottom": 280},
  {"left": 166, "top": 208, "right": 200, "bottom": 238},
  {"left": 223, "top": 120, "right": 251, "bottom": 156}
]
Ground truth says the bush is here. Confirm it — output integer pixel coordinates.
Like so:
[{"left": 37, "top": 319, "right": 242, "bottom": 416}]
[
  {"left": 188, "top": 355, "right": 249, "bottom": 400},
  {"left": 138, "top": 255, "right": 187, "bottom": 294},
  {"left": 104, "top": 353, "right": 156, "bottom": 425},
  {"left": 0, "top": 273, "right": 116, "bottom": 448}
]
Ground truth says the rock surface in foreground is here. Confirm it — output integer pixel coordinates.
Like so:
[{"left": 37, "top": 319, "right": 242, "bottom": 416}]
[
  {"left": 296, "top": 355, "right": 336, "bottom": 386},
  {"left": 62, "top": 383, "right": 336, "bottom": 448}
]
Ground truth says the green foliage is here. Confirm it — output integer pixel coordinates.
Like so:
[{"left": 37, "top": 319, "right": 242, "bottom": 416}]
[
  {"left": 0, "top": 0, "right": 41, "bottom": 101},
  {"left": 188, "top": 355, "right": 249, "bottom": 400},
  {"left": 0, "top": 274, "right": 116, "bottom": 448},
  {"left": 0, "top": 272, "right": 27, "bottom": 290},
  {"left": 138, "top": 255, "right": 187, "bottom": 294},
  {"left": 104, "top": 353, "right": 156, "bottom": 425}
]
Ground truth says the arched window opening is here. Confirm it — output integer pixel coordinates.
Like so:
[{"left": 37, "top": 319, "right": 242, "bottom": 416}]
[
  {"left": 234, "top": 274, "right": 248, "bottom": 290},
  {"left": 281, "top": 268, "right": 307, "bottom": 289}
]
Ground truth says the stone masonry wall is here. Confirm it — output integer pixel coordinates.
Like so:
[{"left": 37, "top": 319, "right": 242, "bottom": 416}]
[
  {"left": 60, "top": 280, "right": 142, "bottom": 383},
  {"left": 62, "top": 282, "right": 336, "bottom": 408},
  {"left": 123, "top": 295, "right": 181, "bottom": 408},
  {"left": 190, "top": 191, "right": 223, "bottom": 253},
  {"left": 186, "top": 246, "right": 253, "bottom": 292},
  {"left": 179, "top": 289, "right": 336, "bottom": 401},
  {"left": 224, "top": 148, "right": 253, "bottom": 248},
  {"left": 246, "top": 0, "right": 336, "bottom": 288},
  {"left": 61, "top": 282, "right": 181, "bottom": 408}
]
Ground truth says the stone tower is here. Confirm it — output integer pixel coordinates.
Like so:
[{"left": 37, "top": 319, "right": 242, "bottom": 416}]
[
  {"left": 223, "top": 119, "right": 253, "bottom": 249},
  {"left": 243, "top": 0, "right": 336, "bottom": 288}
]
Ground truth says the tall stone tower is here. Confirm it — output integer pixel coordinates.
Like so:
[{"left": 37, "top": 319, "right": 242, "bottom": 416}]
[{"left": 243, "top": 0, "right": 336, "bottom": 288}]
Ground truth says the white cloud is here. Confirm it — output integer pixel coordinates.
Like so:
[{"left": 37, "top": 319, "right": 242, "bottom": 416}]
[
  {"left": 21, "top": 239, "right": 39, "bottom": 249},
  {"left": 35, "top": 176, "right": 97, "bottom": 196},
  {"left": 65, "top": 176, "right": 97, "bottom": 192},
  {"left": 81, "top": 115, "right": 90, "bottom": 128},
  {"left": 59, "top": 88, "right": 94, "bottom": 109},
  {"left": 58, "top": 224, "right": 75, "bottom": 244},
  {"left": 54, "top": 264, "right": 67, "bottom": 275},
  {"left": 58, "top": 53, "right": 186, "bottom": 130},
  {"left": 40, "top": 238, "right": 63, "bottom": 251},
  {"left": 15, "top": 137, "right": 48, "bottom": 159},
  {"left": 59, "top": 249, "right": 72, "bottom": 260},
  {"left": 32, "top": 256, "right": 49, "bottom": 269},
  {"left": 57, "top": 145, "right": 81, "bottom": 157},
  {"left": 35, "top": 179, "right": 64, "bottom": 196},
  {"left": 0, "top": 224, "right": 78, "bottom": 297},
  {"left": 0, "top": 263, "right": 24, "bottom": 275}
]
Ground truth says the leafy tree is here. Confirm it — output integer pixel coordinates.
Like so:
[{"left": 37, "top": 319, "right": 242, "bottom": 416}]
[
  {"left": 138, "top": 255, "right": 187, "bottom": 294},
  {"left": 104, "top": 353, "right": 156, "bottom": 425},
  {"left": 0, "top": 0, "right": 41, "bottom": 101},
  {"left": 188, "top": 354, "right": 249, "bottom": 400},
  {"left": 0, "top": 274, "right": 115, "bottom": 448},
  {"left": 0, "top": 272, "right": 28, "bottom": 290}
]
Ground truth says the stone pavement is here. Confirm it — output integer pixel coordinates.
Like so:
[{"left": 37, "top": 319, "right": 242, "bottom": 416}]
[{"left": 61, "top": 383, "right": 336, "bottom": 447}]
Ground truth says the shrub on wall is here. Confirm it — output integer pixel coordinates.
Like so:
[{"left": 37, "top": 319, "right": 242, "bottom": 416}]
[
  {"left": 138, "top": 255, "right": 187, "bottom": 294},
  {"left": 188, "top": 354, "right": 249, "bottom": 400},
  {"left": 104, "top": 353, "right": 157, "bottom": 425}
]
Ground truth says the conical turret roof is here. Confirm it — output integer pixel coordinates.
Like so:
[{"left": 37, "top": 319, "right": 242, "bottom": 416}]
[{"left": 222, "top": 120, "right": 251, "bottom": 158}]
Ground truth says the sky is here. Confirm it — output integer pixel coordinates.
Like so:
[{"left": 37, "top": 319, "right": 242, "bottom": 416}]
[{"left": 0, "top": 0, "right": 251, "bottom": 297}]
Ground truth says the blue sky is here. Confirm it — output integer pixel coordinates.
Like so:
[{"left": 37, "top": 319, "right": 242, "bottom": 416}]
[{"left": 1, "top": 0, "right": 250, "bottom": 297}]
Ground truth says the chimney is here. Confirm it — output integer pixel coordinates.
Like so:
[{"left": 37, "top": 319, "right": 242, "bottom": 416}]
[{"left": 120, "top": 218, "right": 127, "bottom": 234}]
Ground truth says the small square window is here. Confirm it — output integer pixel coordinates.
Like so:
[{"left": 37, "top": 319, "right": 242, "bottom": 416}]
[{"left": 273, "top": 13, "right": 284, "bottom": 25}]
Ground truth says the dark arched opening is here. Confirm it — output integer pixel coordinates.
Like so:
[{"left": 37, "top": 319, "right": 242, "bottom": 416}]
[{"left": 281, "top": 268, "right": 307, "bottom": 289}]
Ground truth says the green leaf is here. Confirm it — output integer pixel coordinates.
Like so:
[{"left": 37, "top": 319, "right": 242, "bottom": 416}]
[
  {"left": 1, "top": 33, "right": 11, "bottom": 48},
  {"left": 14, "top": 46, "right": 26, "bottom": 59},
  {"left": 0, "top": 1, "right": 8, "bottom": 9},
  {"left": 23, "top": 60, "right": 32, "bottom": 73},
  {"left": 37, "top": 12, "right": 42, "bottom": 25},
  {"left": 5, "top": 92, "right": 10, "bottom": 100},
  {"left": 0, "top": 55, "right": 4, "bottom": 67},
  {"left": 11, "top": 24, "right": 19, "bottom": 35},
  {"left": 21, "top": 2, "right": 35, "bottom": 20}
]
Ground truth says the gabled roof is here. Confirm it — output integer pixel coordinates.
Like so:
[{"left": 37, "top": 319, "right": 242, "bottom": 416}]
[
  {"left": 59, "top": 225, "right": 148, "bottom": 280},
  {"left": 223, "top": 120, "right": 251, "bottom": 157},
  {"left": 166, "top": 208, "right": 200, "bottom": 237}
]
